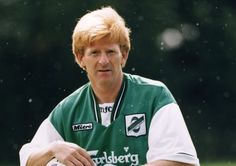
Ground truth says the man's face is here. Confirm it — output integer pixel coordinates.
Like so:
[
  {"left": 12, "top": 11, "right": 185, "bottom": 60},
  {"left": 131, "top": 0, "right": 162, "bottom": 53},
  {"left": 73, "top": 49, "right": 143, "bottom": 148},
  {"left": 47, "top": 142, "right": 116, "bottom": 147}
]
[{"left": 77, "top": 37, "right": 128, "bottom": 87}]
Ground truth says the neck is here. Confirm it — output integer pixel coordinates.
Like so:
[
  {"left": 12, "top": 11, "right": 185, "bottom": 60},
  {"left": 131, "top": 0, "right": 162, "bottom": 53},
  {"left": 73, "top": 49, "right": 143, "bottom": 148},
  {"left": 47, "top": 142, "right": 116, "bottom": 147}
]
[{"left": 91, "top": 75, "right": 124, "bottom": 104}]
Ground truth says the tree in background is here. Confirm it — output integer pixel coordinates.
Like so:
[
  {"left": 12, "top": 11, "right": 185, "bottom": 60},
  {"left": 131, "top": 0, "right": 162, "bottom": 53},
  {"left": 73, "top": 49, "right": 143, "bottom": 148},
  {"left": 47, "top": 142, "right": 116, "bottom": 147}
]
[{"left": 0, "top": 0, "right": 235, "bottom": 164}]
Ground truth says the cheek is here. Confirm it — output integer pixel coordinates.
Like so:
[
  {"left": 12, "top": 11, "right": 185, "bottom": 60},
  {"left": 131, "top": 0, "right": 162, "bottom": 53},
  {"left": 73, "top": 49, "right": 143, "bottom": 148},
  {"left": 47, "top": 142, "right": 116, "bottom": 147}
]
[
  {"left": 83, "top": 58, "right": 94, "bottom": 67},
  {"left": 120, "top": 57, "right": 126, "bottom": 66},
  {"left": 115, "top": 55, "right": 124, "bottom": 64},
  {"left": 112, "top": 59, "right": 122, "bottom": 67}
]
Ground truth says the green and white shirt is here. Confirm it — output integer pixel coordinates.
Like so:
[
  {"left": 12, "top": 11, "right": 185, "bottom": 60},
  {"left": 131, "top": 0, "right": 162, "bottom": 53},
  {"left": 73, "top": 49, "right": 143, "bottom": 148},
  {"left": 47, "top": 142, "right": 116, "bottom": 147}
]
[{"left": 20, "top": 74, "right": 200, "bottom": 166}]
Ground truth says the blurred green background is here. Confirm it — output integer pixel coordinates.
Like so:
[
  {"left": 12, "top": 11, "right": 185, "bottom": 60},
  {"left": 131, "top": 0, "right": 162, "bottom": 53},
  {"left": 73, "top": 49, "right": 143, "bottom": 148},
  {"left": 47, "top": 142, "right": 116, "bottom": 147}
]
[{"left": 0, "top": 0, "right": 235, "bottom": 165}]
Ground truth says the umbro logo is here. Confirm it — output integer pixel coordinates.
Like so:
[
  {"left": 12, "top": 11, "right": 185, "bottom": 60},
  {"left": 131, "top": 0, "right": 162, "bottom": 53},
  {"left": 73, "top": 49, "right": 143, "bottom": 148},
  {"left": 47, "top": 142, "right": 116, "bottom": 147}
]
[{"left": 125, "top": 114, "right": 146, "bottom": 137}]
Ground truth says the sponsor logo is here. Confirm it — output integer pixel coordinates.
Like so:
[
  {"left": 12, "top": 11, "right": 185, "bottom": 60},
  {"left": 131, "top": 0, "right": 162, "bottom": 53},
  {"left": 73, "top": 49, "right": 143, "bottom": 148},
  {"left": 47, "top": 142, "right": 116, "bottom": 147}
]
[
  {"left": 125, "top": 114, "right": 146, "bottom": 137},
  {"left": 72, "top": 123, "right": 93, "bottom": 131},
  {"left": 88, "top": 147, "right": 139, "bottom": 166},
  {"left": 100, "top": 106, "right": 113, "bottom": 113}
]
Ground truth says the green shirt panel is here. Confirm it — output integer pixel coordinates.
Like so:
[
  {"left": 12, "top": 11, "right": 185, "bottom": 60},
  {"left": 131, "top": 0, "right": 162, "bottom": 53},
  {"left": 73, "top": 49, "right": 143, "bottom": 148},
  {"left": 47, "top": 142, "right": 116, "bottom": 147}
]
[{"left": 49, "top": 74, "right": 176, "bottom": 165}]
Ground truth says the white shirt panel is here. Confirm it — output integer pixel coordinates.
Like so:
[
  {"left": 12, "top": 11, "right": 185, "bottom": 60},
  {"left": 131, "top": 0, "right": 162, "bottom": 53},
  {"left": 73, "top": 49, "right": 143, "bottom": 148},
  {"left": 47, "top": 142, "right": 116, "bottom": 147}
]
[
  {"left": 147, "top": 103, "right": 200, "bottom": 166},
  {"left": 99, "top": 103, "right": 114, "bottom": 127},
  {"left": 19, "top": 118, "right": 64, "bottom": 166}
]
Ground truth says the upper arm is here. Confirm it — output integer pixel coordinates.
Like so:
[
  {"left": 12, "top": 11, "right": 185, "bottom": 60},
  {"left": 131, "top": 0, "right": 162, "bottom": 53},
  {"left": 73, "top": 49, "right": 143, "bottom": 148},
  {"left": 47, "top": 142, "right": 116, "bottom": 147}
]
[
  {"left": 19, "top": 118, "right": 64, "bottom": 166},
  {"left": 146, "top": 103, "right": 200, "bottom": 166}
]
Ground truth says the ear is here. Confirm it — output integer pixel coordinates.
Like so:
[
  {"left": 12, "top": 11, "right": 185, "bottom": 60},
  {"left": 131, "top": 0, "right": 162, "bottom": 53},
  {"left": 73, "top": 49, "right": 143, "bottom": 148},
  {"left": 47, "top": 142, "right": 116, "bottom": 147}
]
[
  {"left": 121, "top": 51, "right": 129, "bottom": 68},
  {"left": 75, "top": 53, "right": 85, "bottom": 69}
]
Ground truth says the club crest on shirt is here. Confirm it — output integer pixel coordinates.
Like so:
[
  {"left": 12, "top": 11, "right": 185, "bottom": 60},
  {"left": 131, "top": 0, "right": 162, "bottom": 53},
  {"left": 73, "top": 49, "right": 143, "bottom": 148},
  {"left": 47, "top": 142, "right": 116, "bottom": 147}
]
[{"left": 125, "top": 113, "right": 146, "bottom": 137}]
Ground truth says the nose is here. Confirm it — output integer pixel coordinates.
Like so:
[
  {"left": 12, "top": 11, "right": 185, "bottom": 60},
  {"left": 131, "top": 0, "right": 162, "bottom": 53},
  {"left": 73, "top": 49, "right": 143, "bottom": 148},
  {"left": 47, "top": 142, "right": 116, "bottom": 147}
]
[{"left": 98, "top": 54, "right": 109, "bottom": 65}]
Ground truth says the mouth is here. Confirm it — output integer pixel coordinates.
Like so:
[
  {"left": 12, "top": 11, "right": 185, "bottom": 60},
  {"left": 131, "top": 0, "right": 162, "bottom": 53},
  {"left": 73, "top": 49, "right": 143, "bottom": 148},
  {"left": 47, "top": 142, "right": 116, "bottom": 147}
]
[{"left": 98, "top": 69, "right": 111, "bottom": 72}]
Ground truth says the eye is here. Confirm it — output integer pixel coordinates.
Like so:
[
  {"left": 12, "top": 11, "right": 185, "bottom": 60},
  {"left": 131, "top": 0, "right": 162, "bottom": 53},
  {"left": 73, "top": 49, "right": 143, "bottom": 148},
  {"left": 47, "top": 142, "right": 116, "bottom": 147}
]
[
  {"left": 107, "top": 49, "right": 116, "bottom": 56},
  {"left": 90, "top": 50, "right": 99, "bottom": 56}
]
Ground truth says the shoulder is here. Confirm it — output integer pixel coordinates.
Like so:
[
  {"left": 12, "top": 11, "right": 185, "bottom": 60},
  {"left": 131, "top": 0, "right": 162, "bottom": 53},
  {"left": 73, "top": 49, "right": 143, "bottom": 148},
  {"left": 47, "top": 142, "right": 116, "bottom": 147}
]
[
  {"left": 124, "top": 73, "right": 166, "bottom": 88},
  {"left": 49, "top": 83, "right": 90, "bottom": 120},
  {"left": 59, "top": 83, "right": 90, "bottom": 108},
  {"left": 124, "top": 73, "right": 176, "bottom": 109},
  {"left": 124, "top": 73, "right": 171, "bottom": 96}
]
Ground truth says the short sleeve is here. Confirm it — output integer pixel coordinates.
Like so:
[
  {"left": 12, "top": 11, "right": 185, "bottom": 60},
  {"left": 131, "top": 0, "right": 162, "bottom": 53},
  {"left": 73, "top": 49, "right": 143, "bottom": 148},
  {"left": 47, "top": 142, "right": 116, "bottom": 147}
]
[
  {"left": 147, "top": 103, "right": 200, "bottom": 166},
  {"left": 19, "top": 118, "right": 64, "bottom": 166}
]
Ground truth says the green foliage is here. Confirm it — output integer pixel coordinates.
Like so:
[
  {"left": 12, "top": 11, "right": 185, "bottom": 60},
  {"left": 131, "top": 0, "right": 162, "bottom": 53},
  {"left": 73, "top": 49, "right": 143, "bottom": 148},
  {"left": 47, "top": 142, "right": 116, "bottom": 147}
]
[{"left": 0, "top": 0, "right": 235, "bottom": 163}]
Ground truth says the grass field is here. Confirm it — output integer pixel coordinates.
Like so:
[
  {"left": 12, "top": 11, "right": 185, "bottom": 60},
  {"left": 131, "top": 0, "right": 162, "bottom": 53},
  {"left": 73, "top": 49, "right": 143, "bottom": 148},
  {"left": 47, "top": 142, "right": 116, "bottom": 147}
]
[{"left": 201, "top": 161, "right": 236, "bottom": 166}]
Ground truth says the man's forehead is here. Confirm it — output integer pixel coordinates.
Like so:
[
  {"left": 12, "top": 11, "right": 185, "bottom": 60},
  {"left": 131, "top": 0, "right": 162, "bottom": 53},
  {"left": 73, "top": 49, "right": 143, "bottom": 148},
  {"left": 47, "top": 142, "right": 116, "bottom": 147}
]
[
  {"left": 87, "top": 39, "right": 120, "bottom": 49},
  {"left": 89, "top": 36, "right": 118, "bottom": 46}
]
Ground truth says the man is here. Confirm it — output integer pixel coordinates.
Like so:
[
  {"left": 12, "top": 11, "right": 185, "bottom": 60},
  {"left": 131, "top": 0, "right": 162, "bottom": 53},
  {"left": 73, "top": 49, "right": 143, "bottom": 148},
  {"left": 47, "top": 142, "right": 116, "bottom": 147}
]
[{"left": 19, "top": 6, "right": 200, "bottom": 166}]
